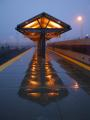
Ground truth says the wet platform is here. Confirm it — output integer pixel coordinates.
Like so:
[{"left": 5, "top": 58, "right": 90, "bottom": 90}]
[{"left": 0, "top": 48, "right": 90, "bottom": 120}]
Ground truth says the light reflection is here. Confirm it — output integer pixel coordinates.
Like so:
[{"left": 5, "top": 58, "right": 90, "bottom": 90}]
[
  {"left": 46, "top": 80, "right": 55, "bottom": 87},
  {"left": 46, "top": 75, "right": 52, "bottom": 79},
  {"left": 45, "top": 66, "right": 50, "bottom": 70},
  {"left": 31, "top": 75, "right": 36, "bottom": 79},
  {"left": 72, "top": 82, "right": 79, "bottom": 90},
  {"left": 48, "top": 92, "right": 59, "bottom": 96},
  {"left": 18, "top": 54, "right": 68, "bottom": 105},
  {"left": 29, "top": 80, "right": 40, "bottom": 87},
  {"left": 32, "top": 65, "right": 36, "bottom": 67},
  {"left": 45, "top": 65, "right": 49, "bottom": 67},
  {"left": 31, "top": 72, "right": 37, "bottom": 75},
  {"left": 46, "top": 69, "right": 52, "bottom": 73},
  {"left": 32, "top": 66, "right": 36, "bottom": 70},
  {"left": 31, "top": 69, "right": 36, "bottom": 72},
  {"left": 29, "top": 93, "right": 41, "bottom": 97}
]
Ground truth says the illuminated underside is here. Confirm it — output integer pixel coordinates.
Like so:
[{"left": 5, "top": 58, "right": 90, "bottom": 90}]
[
  {"left": 16, "top": 12, "right": 71, "bottom": 41},
  {"left": 23, "top": 17, "right": 63, "bottom": 29}
]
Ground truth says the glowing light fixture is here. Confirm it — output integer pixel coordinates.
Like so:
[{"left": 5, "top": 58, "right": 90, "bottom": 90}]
[
  {"left": 77, "top": 16, "right": 83, "bottom": 22},
  {"left": 24, "top": 20, "right": 38, "bottom": 28},
  {"left": 48, "top": 21, "right": 63, "bottom": 28}
]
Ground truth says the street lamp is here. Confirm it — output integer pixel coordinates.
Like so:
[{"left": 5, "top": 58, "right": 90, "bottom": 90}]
[
  {"left": 77, "top": 16, "right": 83, "bottom": 22},
  {"left": 77, "top": 16, "right": 83, "bottom": 39}
]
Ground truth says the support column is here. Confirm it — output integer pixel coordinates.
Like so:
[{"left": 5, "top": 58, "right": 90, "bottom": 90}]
[
  {"left": 37, "top": 30, "right": 46, "bottom": 86},
  {"left": 37, "top": 30, "right": 46, "bottom": 60}
]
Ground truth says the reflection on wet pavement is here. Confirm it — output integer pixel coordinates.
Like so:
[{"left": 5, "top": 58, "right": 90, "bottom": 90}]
[
  {"left": 18, "top": 54, "right": 68, "bottom": 106},
  {"left": 48, "top": 50, "right": 90, "bottom": 95},
  {"left": 1, "top": 48, "right": 90, "bottom": 120}
]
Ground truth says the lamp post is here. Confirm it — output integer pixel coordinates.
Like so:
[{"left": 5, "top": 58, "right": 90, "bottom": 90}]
[{"left": 77, "top": 16, "right": 83, "bottom": 39}]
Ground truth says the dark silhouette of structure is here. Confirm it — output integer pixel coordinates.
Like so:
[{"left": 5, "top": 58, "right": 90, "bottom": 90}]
[{"left": 16, "top": 12, "right": 71, "bottom": 60}]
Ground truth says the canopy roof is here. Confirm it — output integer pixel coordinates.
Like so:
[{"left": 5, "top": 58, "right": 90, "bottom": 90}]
[{"left": 16, "top": 12, "right": 71, "bottom": 41}]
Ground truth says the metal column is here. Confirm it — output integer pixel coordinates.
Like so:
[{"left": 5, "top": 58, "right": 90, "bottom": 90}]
[
  {"left": 37, "top": 30, "right": 46, "bottom": 86},
  {"left": 37, "top": 30, "right": 46, "bottom": 60}
]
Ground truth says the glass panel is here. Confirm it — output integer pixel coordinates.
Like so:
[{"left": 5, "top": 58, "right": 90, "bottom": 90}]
[
  {"left": 47, "top": 20, "right": 63, "bottom": 28},
  {"left": 23, "top": 18, "right": 63, "bottom": 29},
  {"left": 23, "top": 20, "right": 40, "bottom": 28},
  {"left": 38, "top": 17, "right": 49, "bottom": 28}
]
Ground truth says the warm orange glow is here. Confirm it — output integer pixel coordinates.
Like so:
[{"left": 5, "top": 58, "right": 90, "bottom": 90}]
[
  {"left": 38, "top": 17, "right": 49, "bottom": 28},
  {"left": 30, "top": 33, "right": 35, "bottom": 35},
  {"left": 23, "top": 17, "right": 63, "bottom": 29},
  {"left": 31, "top": 68, "right": 36, "bottom": 72},
  {"left": 48, "top": 92, "right": 59, "bottom": 96},
  {"left": 23, "top": 20, "right": 39, "bottom": 28},
  {"left": 31, "top": 75, "right": 36, "bottom": 79},
  {"left": 22, "top": 18, "right": 63, "bottom": 40},
  {"left": 46, "top": 80, "right": 54, "bottom": 86},
  {"left": 34, "top": 58, "right": 37, "bottom": 61},
  {"left": 45, "top": 63, "right": 49, "bottom": 65},
  {"left": 32, "top": 25, "right": 40, "bottom": 28},
  {"left": 46, "top": 70, "right": 51, "bottom": 73},
  {"left": 46, "top": 75, "right": 52, "bottom": 79},
  {"left": 47, "top": 26, "right": 52, "bottom": 28},
  {"left": 32, "top": 65, "right": 36, "bottom": 67},
  {"left": 32, "top": 66, "right": 36, "bottom": 69},
  {"left": 29, "top": 80, "right": 39, "bottom": 86},
  {"left": 48, "top": 21, "right": 63, "bottom": 28},
  {"left": 33, "top": 61, "right": 37, "bottom": 64},
  {"left": 45, "top": 64, "right": 49, "bottom": 68},
  {"left": 31, "top": 69, "right": 36, "bottom": 72},
  {"left": 29, "top": 93, "right": 41, "bottom": 97},
  {"left": 45, "top": 66, "right": 49, "bottom": 70},
  {"left": 31, "top": 73, "right": 37, "bottom": 76}
]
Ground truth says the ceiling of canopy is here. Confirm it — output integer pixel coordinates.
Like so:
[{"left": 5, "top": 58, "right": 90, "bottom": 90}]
[{"left": 16, "top": 12, "right": 71, "bottom": 41}]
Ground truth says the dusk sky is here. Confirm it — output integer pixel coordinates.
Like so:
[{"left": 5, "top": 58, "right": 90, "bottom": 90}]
[{"left": 0, "top": 0, "right": 90, "bottom": 44}]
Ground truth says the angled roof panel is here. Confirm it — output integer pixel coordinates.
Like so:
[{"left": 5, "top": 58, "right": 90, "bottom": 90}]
[{"left": 16, "top": 12, "right": 71, "bottom": 41}]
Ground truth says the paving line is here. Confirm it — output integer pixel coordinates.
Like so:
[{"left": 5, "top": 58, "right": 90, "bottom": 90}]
[
  {"left": 0, "top": 49, "right": 31, "bottom": 72},
  {"left": 48, "top": 49, "right": 90, "bottom": 71}
]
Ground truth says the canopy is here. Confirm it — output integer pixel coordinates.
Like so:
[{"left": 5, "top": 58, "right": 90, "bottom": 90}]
[{"left": 16, "top": 12, "right": 71, "bottom": 41}]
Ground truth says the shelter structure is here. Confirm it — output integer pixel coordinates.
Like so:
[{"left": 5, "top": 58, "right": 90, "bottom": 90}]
[{"left": 16, "top": 12, "right": 71, "bottom": 59}]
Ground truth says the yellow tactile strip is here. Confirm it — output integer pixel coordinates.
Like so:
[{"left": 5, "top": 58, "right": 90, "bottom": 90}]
[
  {"left": 0, "top": 49, "right": 31, "bottom": 72},
  {"left": 49, "top": 49, "right": 90, "bottom": 71}
]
